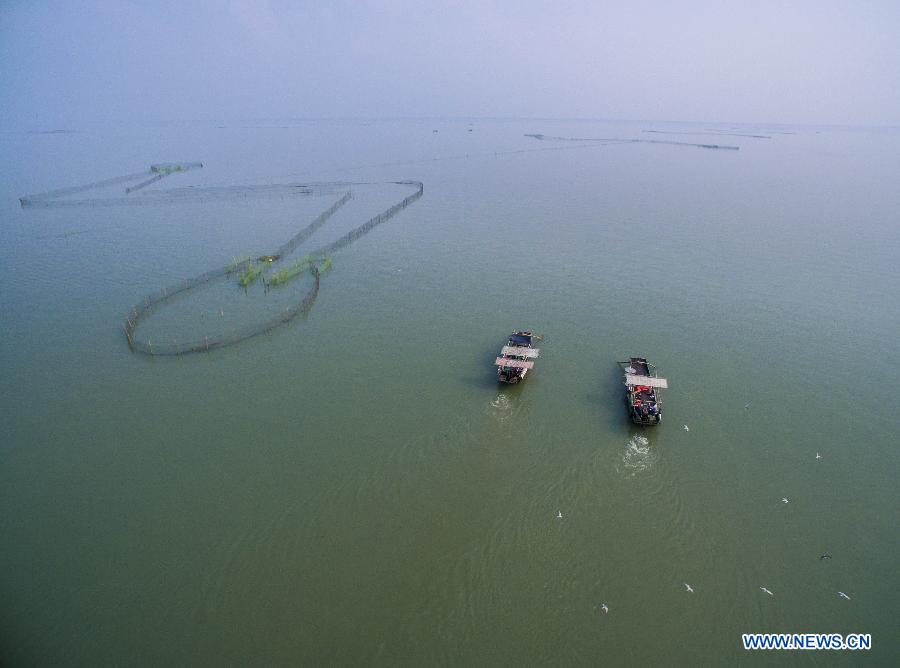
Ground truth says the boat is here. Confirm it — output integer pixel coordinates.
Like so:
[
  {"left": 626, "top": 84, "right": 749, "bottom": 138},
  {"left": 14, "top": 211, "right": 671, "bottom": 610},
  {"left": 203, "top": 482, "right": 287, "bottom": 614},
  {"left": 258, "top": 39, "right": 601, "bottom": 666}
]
[
  {"left": 617, "top": 357, "right": 668, "bottom": 425},
  {"left": 495, "top": 331, "right": 540, "bottom": 384}
]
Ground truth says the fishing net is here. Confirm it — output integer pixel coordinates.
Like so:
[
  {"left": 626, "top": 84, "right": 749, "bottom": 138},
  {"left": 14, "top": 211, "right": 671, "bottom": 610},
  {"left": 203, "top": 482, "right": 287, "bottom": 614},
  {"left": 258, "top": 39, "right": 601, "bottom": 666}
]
[
  {"left": 123, "top": 182, "right": 422, "bottom": 356},
  {"left": 525, "top": 133, "right": 740, "bottom": 150},
  {"left": 19, "top": 162, "right": 350, "bottom": 208},
  {"left": 20, "top": 164, "right": 423, "bottom": 355}
]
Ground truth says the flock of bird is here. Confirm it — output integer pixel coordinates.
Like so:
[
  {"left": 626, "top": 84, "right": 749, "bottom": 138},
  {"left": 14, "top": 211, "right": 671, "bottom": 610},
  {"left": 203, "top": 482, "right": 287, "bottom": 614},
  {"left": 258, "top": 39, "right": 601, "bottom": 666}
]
[{"left": 553, "top": 425, "right": 852, "bottom": 616}]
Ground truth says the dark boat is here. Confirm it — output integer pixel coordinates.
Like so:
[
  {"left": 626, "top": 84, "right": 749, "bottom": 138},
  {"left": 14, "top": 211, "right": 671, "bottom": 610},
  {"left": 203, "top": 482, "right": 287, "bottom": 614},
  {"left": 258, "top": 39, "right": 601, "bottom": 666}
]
[
  {"left": 495, "top": 331, "right": 540, "bottom": 384},
  {"left": 617, "top": 357, "right": 668, "bottom": 425}
]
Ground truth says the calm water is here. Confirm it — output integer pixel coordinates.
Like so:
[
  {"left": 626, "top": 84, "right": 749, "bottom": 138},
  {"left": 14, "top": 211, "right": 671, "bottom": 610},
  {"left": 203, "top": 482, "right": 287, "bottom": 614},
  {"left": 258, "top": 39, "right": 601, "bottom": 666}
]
[{"left": 1, "top": 119, "right": 898, "bottom": 665}]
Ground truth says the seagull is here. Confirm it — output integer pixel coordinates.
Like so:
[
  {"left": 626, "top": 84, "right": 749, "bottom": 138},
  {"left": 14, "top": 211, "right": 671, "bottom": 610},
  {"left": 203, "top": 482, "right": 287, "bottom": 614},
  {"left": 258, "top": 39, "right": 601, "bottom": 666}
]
[
  {"left": 760, "top": 587, "right": 775, "bottom": 596},
  {"left": 820, "top": 554, "right": 832, "bottom": 561},
  {"left": 684, "top": 583, "right": 694, "bottom": 593},
  {"left": 599, "top": 603, "right": 609, "bottom": 614},
  {"left": 838, "top": 592, "right": 851, "bottom": 600},
  {"left": 744, "top": 402, "right": 751, "bottom": 410},
  {"left": 683, "top": 424, "right": 690, "bottom": 432},
  {"left": 816, "top": 452, "right": 822, "bottom": 459},
  {"left": 556, "top": 510, "right": 563, "bottom": 519},
  {"left": 782, "top": 497, "right": 790, "bottom": 504}
]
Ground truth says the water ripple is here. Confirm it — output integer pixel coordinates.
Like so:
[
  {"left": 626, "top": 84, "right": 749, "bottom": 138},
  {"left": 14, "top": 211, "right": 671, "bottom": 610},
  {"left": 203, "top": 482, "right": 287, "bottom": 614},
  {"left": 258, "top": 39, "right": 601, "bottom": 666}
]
[{"left": 616, "top": 434, "right": 658, "bottom": 479}]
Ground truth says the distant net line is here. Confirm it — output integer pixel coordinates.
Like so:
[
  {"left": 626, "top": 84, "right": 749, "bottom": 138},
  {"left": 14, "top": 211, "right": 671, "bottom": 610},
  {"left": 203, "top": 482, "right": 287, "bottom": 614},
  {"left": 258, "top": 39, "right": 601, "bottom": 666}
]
[
  {"left": 125, "top": 172, "right": 170, "bottom": 194},
  {"left": 21, "top": 170, "right": 155, "bottom": 204},
  {"left": 524, "top": 133, "right": 740, "bottom": 150},
  {"left": 285, "top": 140, "right": 639, "bottom": 179},
  {"left": 642, "top": 129, "right": 770, "bottom": 140}
]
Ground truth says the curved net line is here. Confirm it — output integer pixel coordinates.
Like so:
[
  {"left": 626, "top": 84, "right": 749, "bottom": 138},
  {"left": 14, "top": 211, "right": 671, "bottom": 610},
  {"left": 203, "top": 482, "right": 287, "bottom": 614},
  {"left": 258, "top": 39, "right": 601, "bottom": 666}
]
[
  {"left": 122, "top": 180, "right": 423, "bottom": 356},
  {"left": 125, "top": 268, "right": 322, "bottom": 356}
]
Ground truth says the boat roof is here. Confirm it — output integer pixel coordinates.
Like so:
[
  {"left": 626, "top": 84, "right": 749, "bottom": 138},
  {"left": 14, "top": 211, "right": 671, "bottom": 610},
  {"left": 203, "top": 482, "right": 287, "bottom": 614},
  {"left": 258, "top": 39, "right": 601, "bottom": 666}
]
[
  {"left": 625, "top": 374, "right": 668, "bottom": 388},
  {"left": 495, "top": 357, "right": 534, "bottom": 369},
  {"left": 500, "top": 346, "right": 539, "bottom": 358},
  {"left": 509, "top": 333, "right": 533, "bottom": 345}
]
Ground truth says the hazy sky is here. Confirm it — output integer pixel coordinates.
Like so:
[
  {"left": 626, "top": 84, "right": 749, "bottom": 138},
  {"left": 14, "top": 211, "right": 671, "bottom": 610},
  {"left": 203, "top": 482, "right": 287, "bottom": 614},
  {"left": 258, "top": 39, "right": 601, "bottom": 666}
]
[{"left": 1, "top": 0, "right": 898, "bottom": 127}]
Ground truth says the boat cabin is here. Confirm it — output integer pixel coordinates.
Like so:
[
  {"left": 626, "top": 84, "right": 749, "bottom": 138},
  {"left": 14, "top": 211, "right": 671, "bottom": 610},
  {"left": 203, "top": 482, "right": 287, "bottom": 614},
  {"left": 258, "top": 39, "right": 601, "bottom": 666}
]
[{"left": 618, "top": 357, "right": 668, "bottom": 425}]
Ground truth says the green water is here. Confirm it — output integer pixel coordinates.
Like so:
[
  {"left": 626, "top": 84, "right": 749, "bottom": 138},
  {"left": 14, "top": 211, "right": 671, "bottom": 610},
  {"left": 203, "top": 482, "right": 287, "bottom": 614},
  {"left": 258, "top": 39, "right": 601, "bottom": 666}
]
[{"left": 1, "top": 120, "right": 898, "bottom": 665}]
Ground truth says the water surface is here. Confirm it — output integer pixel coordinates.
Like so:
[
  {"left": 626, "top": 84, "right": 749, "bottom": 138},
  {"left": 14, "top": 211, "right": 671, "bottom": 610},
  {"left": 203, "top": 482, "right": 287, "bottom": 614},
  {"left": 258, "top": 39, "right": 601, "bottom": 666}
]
[{"left": 1, "top": 119, "right": 898, "bottom": 665}]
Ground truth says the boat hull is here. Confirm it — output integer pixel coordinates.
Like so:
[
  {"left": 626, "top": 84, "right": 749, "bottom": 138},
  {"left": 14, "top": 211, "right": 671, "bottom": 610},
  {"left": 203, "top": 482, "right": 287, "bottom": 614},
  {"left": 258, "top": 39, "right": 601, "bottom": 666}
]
[
  {"left": 496, "top": 331, "right": 538, "bottom": 384},
  {"left": 621, "top": 356, "right": 664, "bottom": 426},
  {"left": 497, "top": 368, "right": 527, "bottom": 384}
]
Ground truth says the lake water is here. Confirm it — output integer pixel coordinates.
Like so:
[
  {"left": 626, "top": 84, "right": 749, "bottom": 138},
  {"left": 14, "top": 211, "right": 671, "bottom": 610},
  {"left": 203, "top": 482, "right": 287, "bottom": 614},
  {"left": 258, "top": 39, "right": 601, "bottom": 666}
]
[{"left": 1, "top": 119, "right": 898, "bottom": 665}]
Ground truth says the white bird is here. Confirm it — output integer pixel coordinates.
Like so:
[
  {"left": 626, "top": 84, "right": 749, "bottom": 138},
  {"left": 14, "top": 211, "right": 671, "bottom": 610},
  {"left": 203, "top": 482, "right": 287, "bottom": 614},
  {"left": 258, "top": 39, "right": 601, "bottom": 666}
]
[
  {"left": 760, "top": 587, "right": 775, "bottom": 596},
  {"left": 683, "top": 424, "right": 690, "bottom": 432},
  {"left": 684, "top": 583, "right": 694, "bottom": 593},
  {"left": 816, "top": 452, "right": 822, "bottom": 459},
  {"left": 556, "top": 510, "right": 563, "bottom": 519},
  {"left": 599, "top": 603, "right": 609, "bottom": 614},
  {"left": 782, "top": 497, "right": 790, "bottom": 504},
  {"left": 838, "top": 592, "right": 851, "bottom": 600}
]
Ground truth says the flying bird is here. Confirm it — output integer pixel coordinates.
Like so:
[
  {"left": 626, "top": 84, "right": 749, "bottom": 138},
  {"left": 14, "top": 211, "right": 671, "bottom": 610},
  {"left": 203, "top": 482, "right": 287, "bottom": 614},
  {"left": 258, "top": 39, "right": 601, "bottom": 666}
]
[
  {"left": 838, "top": 592, "right": 851, "bottom": 600},
  {"left": 816, "top": 452, "right": 822, "bottom": 459},
  {"left": 684, "top": 583, "right": 694, "bottom": 593},
  {"left": 820, "top": 554, "right": 832, "bottom": 561},
  {"left": 760, "top": 587, "right": 775, "bottom": 596},
  {"left": 599, "top": 603, "right": 609, "bottom": 614},
  {"left": 683, "top": 425, "right": 690, "bottom": 432},
  {"left": 556, "top": 510, "right": 563, "bottom": 519},
  {"left": 782, "top": 497, "right": 790, "bottom": 504}
]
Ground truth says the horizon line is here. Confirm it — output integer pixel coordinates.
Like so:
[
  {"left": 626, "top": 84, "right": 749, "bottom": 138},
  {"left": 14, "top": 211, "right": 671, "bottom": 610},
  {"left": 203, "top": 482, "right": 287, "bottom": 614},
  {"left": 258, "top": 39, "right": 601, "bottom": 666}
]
[{"left": 3, "top": 115, "right": 898, "bottom": 132}]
